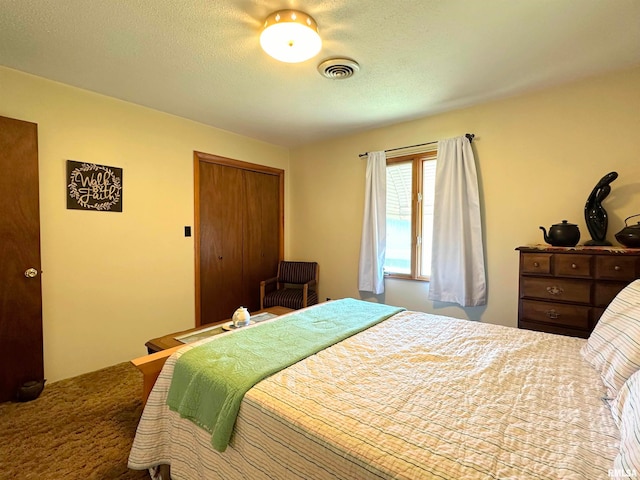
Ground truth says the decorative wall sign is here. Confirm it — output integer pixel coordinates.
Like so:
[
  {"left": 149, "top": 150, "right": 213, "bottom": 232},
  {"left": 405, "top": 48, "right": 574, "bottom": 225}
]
[{"left": 67, "top": 160, "right": 123, "bottom": 212}]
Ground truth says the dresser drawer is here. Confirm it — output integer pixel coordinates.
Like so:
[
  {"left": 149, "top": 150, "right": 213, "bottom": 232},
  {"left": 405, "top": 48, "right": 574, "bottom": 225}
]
[
  {"left": 595, "top": 256, "right": 638, "bottom": 281},
  {"left": 521, "top": 300, "right": 590, "bottom": 329},
  {"left": 520, "top": 253, "right": 551, "bottom": 274},
  {"left": 518, "top": 319, "right": 590, "bottom": 338},
  {"left": 594, "top": 282, "right": 630, "bottom": 307},
  {"left": 554, "top": 254, "right": 592, "bottom": 277},
  {"left": 521, "top": 277, "right": 591, "bottom": 304}
]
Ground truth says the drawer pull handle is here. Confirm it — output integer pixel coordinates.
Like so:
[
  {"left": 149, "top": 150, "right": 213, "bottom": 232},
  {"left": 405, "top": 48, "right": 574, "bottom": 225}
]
[
  {"left": 546, "top": 310, "right": 559, "bottom": 320},
  {"left": 546, "top": 285, "right": 564, "bottom": 296},
  {"left": 614, "top": 265, "right": 621, "bottom": 271},
  {"left": 571, "top": 263, "right": 577, "bottom": 269},
  {"left": 533, "top": 262, "right": 540, "bottom": 267}
]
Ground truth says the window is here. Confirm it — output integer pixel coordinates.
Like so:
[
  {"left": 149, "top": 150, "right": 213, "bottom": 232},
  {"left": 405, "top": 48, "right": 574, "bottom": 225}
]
[{"left": 384, "top": 151, "right": 437, "bottom": 280}]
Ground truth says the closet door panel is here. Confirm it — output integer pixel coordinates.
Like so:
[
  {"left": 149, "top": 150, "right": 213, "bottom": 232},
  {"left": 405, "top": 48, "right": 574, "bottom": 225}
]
[
  {"left": 199, "top": 162, "right": 244, "bottom": 324},
  {"left": 243, "top": 170, "right": 281, "bottom": 312}
]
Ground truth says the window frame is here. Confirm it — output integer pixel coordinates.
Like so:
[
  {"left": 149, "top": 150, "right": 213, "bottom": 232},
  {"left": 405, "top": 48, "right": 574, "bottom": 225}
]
[{"left": 384, "top": 149, "right": 437, "bottom": 282}]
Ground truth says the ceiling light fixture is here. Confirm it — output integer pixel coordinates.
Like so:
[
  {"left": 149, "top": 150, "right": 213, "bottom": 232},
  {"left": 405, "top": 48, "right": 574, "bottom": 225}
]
[{"left": 260, "top": 10, "right": 322, "bottom": 63}]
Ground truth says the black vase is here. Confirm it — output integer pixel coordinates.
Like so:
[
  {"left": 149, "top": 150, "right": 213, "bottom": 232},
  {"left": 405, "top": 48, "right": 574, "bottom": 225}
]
[{"left": 584, "top": 171, "right": 618, "bottom": 246}]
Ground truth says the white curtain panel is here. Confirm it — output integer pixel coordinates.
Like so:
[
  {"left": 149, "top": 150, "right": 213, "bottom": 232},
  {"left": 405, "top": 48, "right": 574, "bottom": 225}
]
[
  {"left": 428, "top": 136, "right": 487, "bottom": 306},
  {"left": 358, "top": 151, "right": 387, "bottom": 294}
]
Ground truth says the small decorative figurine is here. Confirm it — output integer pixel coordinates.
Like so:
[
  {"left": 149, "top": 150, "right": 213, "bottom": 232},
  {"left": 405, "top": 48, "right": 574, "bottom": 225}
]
[
  {"left": 232, "top": 307, "right": 250, "bottom": 328},
  {"left": 584, "top": 172, "right": 618, "bottom": 246}
]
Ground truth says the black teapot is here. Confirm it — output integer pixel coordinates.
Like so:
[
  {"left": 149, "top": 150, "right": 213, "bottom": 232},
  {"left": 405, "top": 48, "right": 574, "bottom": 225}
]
[
  {"left": 540, "top": 220, "right": 580, "bottom": 247},
  {"left": 615, "top": 214, "right": 640, "bottom": 248}
]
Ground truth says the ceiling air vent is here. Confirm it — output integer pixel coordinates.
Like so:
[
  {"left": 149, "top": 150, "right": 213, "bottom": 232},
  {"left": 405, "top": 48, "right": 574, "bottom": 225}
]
[{"left": 317, "top": 58, "right": 360, "bottom": 79}]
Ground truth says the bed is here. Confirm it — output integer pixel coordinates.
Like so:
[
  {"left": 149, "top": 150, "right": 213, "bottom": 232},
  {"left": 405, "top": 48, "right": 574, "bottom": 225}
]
[{"left": 128, "top": 283, "right": 640, "bottom": 479}]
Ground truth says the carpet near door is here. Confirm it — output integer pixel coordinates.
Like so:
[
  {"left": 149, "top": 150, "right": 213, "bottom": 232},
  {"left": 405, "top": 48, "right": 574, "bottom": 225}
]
[{"left": 0, "top": 362, "right": 148, "bottom": 480}]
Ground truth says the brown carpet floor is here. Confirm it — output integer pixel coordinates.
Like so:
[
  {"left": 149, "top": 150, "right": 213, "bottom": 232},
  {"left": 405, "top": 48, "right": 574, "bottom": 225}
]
[{"left": 0, "top": 362, "right": 150, "bottom": 480}]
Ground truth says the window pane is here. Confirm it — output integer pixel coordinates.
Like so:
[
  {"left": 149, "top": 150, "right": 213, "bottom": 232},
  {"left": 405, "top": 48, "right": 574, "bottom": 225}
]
[
  {"left": 420, "top": 159, "right": 437, "bottom": 277},
  {"left": 385, "top": 162, "right": 412, "bottom": 274}
]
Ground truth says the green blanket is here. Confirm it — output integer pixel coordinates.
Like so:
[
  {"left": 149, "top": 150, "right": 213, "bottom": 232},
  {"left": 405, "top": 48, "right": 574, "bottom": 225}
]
[{"left": 166, "top": 298, "right": 405, "bottom": 452}]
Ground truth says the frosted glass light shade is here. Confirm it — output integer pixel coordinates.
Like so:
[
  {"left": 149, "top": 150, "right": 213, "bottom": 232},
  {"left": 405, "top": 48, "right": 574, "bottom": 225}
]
[{"left": 260, "top": 10, "right": 321, "bottom": 63}]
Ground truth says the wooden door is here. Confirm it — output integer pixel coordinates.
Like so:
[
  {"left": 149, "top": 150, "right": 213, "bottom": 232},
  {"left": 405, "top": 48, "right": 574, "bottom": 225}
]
[
  {"left": 195, "top": 152, "right": 284, "bottom": 326},
  {"left": 242, "top": 170, "right": 281, "bottom": 312},
  {"left": 0, "top": 116, "right": 43, "bottom": 402},
  {"left": 198, "top": 162, "right": 244, "bottom": 324}
]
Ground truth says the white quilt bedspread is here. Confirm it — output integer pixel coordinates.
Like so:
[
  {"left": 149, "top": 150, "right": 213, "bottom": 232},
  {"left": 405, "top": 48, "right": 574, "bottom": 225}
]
[{"left": 129, "top": 310, "right": 619, "bottom": 479}]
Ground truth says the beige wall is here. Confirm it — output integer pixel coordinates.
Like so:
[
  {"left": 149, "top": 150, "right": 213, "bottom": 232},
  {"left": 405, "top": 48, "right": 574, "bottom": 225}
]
[
  {"left": 0, "top": 66, "right": 290, "bottom": 382},
  {"left": 2, "top": 64, "right": 638, "bottom": 382},
  {"left": 290, "top": 65, "right": 640, "bottom": 326}
]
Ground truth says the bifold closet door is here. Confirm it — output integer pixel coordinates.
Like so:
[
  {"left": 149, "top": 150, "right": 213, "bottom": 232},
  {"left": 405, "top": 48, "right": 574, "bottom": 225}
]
[
  {"left": 197, "top": 157, "right": 282, "bottom": 325},
  {"left": 242, "top": 170, "right": 281, "bottom": 313},
  {"left": 198, "top": 162, "right": 244, "bottom": 324}
]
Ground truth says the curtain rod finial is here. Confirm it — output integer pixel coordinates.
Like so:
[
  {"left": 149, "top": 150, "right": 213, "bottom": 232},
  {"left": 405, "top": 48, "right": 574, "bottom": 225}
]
[{"left": 465, "top": 133, "right": 475, "bottom": 143}]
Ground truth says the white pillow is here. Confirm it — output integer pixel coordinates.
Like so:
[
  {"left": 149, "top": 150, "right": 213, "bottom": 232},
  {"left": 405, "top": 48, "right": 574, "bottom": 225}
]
[
  {"left": 611, "top": 369, "right": 640, "bottom": 475},
  {"left": 581, "top": 279, "right": 640, "bottom": 399}
]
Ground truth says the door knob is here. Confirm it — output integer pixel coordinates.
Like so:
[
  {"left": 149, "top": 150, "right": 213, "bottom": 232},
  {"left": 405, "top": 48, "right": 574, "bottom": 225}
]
[{"left": 24, "top": 268, "right": 38, "bottom": 278}]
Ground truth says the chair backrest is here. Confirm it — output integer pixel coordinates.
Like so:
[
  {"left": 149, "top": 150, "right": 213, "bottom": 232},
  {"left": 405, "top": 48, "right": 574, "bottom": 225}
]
[{"left": 278, "top": 261, "right": 318, "bottom": 284}]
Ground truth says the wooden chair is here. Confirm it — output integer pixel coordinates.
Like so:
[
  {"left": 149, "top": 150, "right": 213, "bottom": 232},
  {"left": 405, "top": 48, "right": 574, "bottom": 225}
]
[{"left": 260, "top": 261, "right": 319, "bottom": 310}]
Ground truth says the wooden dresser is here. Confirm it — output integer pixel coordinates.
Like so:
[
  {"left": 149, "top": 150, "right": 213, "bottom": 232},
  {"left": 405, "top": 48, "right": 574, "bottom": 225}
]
[{"left": 516, "top": 246, "right": 640, "bottom": 338}]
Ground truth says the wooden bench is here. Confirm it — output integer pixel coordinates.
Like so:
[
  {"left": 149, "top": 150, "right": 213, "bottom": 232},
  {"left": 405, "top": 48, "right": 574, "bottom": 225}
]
[{"left": 131, "top": 306, "right": 294, "bottom": 404}]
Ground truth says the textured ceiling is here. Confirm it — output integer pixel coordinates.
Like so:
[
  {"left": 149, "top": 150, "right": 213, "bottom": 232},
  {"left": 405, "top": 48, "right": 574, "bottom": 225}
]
[{"left": 1, "top": 0, "right": 639, "bottom": 147}]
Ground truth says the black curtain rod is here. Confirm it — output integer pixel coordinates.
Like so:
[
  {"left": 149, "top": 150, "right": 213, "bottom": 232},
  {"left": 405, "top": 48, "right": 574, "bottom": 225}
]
[{"left": 358, "top": 133, "right": 475, "bottom": 158}]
